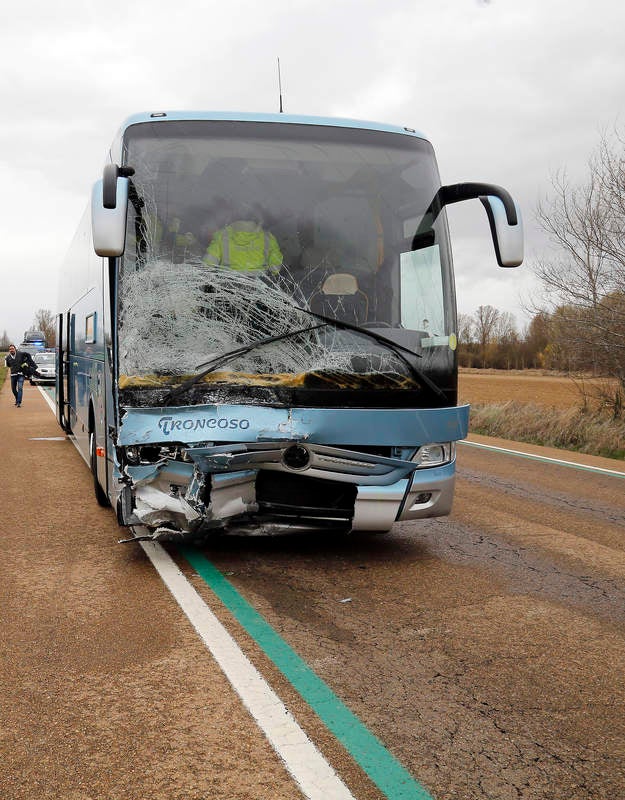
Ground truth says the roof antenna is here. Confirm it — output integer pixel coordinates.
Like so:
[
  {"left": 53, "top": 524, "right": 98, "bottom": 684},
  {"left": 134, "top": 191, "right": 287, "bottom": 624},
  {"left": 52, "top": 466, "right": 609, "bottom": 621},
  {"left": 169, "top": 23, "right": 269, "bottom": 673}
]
[{"left": 277, "top": 57, "right": 284, "bottom": 113}]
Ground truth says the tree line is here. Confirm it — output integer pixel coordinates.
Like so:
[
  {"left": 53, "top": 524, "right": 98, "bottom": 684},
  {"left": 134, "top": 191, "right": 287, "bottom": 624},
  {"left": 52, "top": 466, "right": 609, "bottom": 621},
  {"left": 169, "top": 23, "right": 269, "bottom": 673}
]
[
  {"left": 458, "top": 305, "right": 543, "bottom": 370},
  {"left": 456, "top": 302, "right": 621, "bottom": 374}
]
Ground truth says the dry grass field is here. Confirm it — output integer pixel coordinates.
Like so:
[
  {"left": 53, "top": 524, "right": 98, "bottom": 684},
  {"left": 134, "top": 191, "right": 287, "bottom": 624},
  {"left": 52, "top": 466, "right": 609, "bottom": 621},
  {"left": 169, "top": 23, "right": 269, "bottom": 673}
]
[
  {"left": 459, "top": 369, "right": 625, "bottom": 459},
  {"left": 459, "top": 368, "right": 610, "bottom": 410}
]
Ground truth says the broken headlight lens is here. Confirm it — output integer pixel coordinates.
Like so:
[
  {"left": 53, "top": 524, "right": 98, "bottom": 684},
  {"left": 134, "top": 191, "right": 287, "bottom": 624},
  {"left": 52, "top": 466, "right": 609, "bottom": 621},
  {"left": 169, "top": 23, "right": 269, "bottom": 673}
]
[
  {"left": 125, "top": 446, "right": 141, "bottom": 465},
  {"left": 123, "top": 444, "right": 178, "bottom": 464},
  {"left": 412, "top": 442, "right": 455, "bottom": 468}
]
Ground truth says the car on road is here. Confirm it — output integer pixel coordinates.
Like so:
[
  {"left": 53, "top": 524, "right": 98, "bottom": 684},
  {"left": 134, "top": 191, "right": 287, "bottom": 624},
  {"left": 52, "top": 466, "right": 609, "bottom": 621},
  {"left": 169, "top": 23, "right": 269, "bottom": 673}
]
[
  {"left": 31, "top": 351, "right": 56, "bottom": 385},
  {"left": 20, "top": 330, "right": 47, "bottom": 354}
]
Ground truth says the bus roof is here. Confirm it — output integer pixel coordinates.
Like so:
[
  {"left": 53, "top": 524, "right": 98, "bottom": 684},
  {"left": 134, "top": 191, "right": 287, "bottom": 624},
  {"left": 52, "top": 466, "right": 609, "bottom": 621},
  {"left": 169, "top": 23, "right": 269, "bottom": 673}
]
[{"left": 116, "top": 111, "right": 429, "bottom": 141}]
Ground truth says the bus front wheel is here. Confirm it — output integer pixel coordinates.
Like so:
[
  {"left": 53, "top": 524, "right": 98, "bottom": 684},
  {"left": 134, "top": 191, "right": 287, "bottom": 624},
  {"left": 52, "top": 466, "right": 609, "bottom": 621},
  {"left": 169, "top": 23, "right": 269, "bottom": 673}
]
[{"left": 90, "top": 431, "right": 111, "bottom": 508}]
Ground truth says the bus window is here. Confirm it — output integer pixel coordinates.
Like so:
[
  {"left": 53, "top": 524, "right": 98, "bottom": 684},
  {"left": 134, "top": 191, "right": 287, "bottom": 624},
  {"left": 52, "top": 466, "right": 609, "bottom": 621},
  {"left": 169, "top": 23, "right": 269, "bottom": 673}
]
[{"left": 400, "top": 244, "right": 446, "bottom": 338}]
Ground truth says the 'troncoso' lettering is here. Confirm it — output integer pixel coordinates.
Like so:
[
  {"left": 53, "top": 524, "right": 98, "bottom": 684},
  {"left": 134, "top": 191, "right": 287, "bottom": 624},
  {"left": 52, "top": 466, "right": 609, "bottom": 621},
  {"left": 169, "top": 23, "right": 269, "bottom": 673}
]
[{"left": 157, "top": 416, "right": 251, "bottom": 436}]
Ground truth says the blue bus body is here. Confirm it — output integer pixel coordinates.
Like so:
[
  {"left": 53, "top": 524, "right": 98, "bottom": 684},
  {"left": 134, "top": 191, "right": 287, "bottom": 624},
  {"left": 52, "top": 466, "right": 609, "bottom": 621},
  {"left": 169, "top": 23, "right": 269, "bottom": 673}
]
[{"left": 57, "top": 111, "right": 522, "bottom": 540}]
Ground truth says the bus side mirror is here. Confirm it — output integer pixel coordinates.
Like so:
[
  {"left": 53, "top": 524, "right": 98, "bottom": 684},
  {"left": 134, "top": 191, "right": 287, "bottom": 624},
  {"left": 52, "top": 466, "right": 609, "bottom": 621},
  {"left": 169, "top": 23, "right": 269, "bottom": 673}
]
[
  {"left": 479, "top": 194, "right": 523, "bottom": 268},
  {"left": 92, "top": 165, "right": 132, "bottom": 257},
  {"left": 415, "top": 182, "right": 524, "bottom": 268}
]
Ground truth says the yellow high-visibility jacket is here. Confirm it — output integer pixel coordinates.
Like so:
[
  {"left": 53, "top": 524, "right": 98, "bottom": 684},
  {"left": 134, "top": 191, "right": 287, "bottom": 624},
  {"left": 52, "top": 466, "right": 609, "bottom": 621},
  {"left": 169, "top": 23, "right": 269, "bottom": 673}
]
[{"left": 204, "top": 221, "right": 282, "bottom": 272}]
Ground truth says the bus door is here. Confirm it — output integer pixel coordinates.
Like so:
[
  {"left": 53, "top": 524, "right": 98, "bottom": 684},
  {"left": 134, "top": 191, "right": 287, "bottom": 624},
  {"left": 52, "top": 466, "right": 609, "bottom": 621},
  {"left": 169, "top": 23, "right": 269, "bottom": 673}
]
[{"left": 56, "top": 311, "right": 72, "bottom": 433}]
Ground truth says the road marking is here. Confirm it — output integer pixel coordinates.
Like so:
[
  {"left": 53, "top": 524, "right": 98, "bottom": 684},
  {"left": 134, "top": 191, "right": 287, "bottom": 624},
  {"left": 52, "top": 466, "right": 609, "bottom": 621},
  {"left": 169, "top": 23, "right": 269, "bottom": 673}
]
[
  {"left": 28, "top": 436, "right": 66, "bottom": 441},
  {"left": 139, "top": 541, "right": 356, "bottom": 800},
  {"left": 37, "top": 386, "right": 56, "bottom": 414},
  {"left": 460, "top": 440, "right": 625, "bottom": 478},
  {"left": 182, "top": 546, "right": 435, "bottom": 800}
]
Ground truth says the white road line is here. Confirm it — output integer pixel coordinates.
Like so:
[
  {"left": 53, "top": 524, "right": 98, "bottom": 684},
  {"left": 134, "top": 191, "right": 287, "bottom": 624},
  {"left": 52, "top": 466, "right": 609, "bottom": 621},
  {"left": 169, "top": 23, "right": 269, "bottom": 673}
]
[
  {"left": 140, "top": 540, "right": 356, "bottom": 800},
  {"left": 37, "top": 386, "right": 56, "bottom": 414},
  {"left": 460, "top": 439, "right": 625, "bottom": 477}
]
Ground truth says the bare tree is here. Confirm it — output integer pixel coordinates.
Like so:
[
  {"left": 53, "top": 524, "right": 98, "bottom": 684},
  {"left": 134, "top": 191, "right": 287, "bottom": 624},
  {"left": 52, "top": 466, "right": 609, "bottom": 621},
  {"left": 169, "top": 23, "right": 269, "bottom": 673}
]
[
  {"left": 457, "top": 312, "right": 475, "bottom": 343},
  {"left": 456, "top": 312, "right": 477, "bottom": 367},
  {"left": 533, "top": 128, "right": 625, "bottom": 394},
  {"left": 493, "top": 311, "right": 520, "bottom": 369},
  {"left": 523, "top": 311, "right": 551, "bottom": 368},
  {"left": 474, "top": 304, "right": 500, "bottom": 367},
  {"left": 494, "top": 311, "right": 516, "bottom": 342}
]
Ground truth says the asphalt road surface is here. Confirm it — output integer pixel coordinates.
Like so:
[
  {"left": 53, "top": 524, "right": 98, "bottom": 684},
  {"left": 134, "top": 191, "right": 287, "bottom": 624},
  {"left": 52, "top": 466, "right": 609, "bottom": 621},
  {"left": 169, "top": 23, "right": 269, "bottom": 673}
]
[{"left": 2, "top": 382, "right": 624, "bottom": 800}]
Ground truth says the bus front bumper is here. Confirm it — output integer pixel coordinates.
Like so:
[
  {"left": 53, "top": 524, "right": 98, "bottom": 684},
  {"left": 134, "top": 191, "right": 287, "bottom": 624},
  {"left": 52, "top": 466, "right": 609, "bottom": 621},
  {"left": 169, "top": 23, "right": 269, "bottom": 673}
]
[
  {"left": 116, "top": 453, "right": 457, "bottom": 539},
  {"left": 353, "top": 461, "right": 456, "bottom": 531}
]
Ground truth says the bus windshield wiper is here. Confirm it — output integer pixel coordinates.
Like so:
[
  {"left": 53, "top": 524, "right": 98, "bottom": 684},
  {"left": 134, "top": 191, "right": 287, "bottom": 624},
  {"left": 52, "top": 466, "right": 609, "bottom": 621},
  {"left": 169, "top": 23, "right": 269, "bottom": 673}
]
[
  {"left": 162, "top": 311, "right": 445, "bottom": 404},
  {"left": 293, "top": 306, "right": 446, "bottom": 399},
  {"left": 162, "top": 322, "right": 328, "bottom": 403}
]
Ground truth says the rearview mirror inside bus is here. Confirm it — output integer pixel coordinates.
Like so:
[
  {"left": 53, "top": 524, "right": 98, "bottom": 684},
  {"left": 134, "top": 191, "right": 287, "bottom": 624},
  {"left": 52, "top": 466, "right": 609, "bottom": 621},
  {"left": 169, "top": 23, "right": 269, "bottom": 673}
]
[{"left": 91, "top": 175, "right": 129, "bottom": 257}]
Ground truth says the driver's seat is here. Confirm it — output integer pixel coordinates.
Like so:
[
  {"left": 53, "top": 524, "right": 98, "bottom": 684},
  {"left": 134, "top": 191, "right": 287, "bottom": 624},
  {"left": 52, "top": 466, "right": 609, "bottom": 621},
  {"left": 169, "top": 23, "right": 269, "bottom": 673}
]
[{"left": 309, "top": 272, "right": 369, "bottom": 324}]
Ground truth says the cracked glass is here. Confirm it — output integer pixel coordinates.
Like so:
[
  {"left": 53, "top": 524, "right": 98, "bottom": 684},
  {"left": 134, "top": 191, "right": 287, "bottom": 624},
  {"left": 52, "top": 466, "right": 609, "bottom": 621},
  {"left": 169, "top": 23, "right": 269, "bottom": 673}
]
[{"left": 117, "top": 120, "right": 457, "bottom": 406}]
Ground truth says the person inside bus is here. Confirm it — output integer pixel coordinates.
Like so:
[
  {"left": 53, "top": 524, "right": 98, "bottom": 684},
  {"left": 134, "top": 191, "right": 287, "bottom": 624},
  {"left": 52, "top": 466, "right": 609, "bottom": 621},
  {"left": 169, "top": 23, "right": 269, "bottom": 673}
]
[{"left": 203, "top": 202, "right": 283, "bottom": 273}]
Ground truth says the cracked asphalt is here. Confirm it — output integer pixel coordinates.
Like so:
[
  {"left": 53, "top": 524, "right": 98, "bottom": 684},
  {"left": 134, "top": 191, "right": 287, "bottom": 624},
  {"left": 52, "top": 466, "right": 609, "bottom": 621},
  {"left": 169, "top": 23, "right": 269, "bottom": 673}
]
[
  {"left": 2, "top": 383, "right": 625, "bottom": 800},
  {"left": 198, "top": 438, "right": 625, "bottom": 800}
]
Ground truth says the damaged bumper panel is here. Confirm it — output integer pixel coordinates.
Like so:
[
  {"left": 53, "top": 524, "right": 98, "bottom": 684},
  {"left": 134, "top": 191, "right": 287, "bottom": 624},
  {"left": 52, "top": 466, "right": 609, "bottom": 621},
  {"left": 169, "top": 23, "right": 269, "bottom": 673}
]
[{"left": 115, "top": 404, "right": 468, "bottom": 540}]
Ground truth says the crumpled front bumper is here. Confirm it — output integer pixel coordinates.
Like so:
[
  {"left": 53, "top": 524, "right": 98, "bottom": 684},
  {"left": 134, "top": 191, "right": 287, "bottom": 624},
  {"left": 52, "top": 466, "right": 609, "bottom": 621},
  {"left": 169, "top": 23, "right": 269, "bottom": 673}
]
[
  {"left": 114, "top": 403, "right": 468, "bottom": 539},
  {"left": 116, "top": 441, "right": 456, "bottom": 540}
]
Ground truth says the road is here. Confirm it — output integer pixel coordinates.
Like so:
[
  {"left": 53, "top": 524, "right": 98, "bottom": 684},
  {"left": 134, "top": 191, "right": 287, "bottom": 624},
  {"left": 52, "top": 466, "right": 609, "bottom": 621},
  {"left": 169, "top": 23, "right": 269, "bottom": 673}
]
[{"left": 1, "top": 383, "right": 624, "bottom": 800}]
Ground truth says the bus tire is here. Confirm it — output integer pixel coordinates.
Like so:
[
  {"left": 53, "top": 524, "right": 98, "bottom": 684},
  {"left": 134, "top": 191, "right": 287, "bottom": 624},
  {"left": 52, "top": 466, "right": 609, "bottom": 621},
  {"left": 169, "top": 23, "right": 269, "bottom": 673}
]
[{"left": 90, "top": 431, "right": 111, "bottom": 507}]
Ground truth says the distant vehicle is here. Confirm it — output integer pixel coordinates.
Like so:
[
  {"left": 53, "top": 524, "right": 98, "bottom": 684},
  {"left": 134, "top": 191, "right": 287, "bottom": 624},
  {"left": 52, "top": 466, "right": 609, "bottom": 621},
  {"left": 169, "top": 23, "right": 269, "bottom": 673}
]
[
  {"left": 31, "top": 351, "right": 56, "bottom": 384},
  {"left": 20, "top": 330, "right": 47, "bottom": 354}
]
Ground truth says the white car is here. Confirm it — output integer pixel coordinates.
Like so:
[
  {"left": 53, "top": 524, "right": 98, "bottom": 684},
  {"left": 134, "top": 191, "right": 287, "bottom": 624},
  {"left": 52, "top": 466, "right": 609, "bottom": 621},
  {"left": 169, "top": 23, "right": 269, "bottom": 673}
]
[{"left": 31, "top": 351, "right": 56, "bottom": 384}]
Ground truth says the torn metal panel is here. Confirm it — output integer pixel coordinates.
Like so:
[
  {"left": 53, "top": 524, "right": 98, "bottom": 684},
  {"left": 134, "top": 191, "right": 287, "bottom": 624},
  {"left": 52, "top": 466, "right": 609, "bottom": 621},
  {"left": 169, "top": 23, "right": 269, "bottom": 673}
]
[
  {"left": 210, "top": 471, "right": 258, "bottom": 519},
  {"left": 124, "top": 459, "right": 193, "bottom": 487},
  {"left": 134, "top": 475, "right": 201, "bottom": 529}
]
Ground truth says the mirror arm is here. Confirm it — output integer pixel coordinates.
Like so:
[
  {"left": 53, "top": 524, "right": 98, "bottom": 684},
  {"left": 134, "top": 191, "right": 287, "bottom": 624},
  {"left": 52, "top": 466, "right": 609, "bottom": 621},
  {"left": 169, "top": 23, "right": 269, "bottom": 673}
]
[
  {"left": 411, "top": 181, "right": 523, "bottom": 266},
  {"left": 438, "top": 182, "right": 518, "bottom": 225},
  {"left": 413, "top": 181, "right": 518, "bottom": 244}
]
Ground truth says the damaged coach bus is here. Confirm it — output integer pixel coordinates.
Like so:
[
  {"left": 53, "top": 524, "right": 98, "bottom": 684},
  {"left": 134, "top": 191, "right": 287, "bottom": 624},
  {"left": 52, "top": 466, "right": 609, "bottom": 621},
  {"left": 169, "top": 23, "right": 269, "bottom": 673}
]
[{"left": 56, "top": 112, "right": 523, "bottom": 541}]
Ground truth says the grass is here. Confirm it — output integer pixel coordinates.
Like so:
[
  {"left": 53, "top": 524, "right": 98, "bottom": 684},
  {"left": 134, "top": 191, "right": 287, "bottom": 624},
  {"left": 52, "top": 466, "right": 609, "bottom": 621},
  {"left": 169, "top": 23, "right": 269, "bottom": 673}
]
[{"left": 469, "top": 401, "right": 625, "bottom": 460}]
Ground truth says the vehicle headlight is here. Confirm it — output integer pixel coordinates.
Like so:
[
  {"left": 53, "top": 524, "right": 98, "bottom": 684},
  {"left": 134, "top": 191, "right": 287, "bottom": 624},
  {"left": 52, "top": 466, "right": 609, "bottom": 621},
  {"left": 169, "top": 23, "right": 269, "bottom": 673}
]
[
  {"left": 125, "top": 446, "right": 141, "bottom": 465},
  {"left": 412, "top": 442, "right": 455, "bottom": 468},
  {"left": 123, "top": 444, "right": 187, "bottom": 465}
]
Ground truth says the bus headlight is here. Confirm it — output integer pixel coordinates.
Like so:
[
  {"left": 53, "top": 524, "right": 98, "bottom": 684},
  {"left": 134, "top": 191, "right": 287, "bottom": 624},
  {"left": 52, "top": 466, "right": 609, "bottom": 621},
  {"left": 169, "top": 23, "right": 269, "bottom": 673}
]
[
  {"left": 412, "top": 442, "right": 455, "bottom": 468},
  {"left": 125, "top": 446, "right": 141, "bottom": 465}
]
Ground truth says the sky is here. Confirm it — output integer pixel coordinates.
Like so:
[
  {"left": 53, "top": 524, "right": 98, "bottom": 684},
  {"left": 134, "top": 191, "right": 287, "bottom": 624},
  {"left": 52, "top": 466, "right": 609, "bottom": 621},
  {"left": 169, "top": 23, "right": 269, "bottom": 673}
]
[{"left": 1, "top": 0, "right": 624, "bottom": 343}]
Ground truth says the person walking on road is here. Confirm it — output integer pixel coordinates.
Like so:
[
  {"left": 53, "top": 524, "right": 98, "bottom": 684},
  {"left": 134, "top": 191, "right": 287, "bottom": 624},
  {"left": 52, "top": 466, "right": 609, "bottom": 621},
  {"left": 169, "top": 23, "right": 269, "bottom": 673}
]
[{"left": 4, "top": 345, "right": 37, "bottom": 408}]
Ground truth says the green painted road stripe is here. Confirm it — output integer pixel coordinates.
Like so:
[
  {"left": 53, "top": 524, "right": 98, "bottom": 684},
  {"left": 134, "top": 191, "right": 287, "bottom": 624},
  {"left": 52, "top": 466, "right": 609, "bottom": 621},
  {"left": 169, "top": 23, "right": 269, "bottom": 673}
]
[{"left": 181, "top": 546, "right": 435, "bottom": 800}]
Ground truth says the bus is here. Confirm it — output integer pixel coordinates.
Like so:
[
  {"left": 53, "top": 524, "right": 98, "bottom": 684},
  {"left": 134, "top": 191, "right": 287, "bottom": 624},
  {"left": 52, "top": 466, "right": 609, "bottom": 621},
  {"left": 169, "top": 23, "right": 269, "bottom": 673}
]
[{"left": 56, "top": 111, "right": 522, "bottom": 542}]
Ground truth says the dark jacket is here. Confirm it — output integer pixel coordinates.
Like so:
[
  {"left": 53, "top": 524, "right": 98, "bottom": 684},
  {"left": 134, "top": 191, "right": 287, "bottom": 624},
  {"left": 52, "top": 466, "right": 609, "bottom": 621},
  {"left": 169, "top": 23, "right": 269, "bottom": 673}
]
[{"left": 5, "top": 350, "right": 37, "bottom": 377}]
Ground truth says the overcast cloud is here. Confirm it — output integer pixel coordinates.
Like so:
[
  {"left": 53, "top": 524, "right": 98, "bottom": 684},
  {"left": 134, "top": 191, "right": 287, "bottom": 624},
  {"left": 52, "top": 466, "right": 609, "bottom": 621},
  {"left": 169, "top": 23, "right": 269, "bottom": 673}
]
[{"left": 1, "top": 0, "right": 624, "bottom": 342}]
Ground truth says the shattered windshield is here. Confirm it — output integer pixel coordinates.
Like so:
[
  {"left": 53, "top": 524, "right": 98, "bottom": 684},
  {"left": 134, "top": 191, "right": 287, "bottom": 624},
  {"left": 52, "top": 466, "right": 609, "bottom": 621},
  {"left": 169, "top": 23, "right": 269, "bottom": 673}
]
[{"left": 118, "top": 120, "right": 456, "bottom": 401}]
